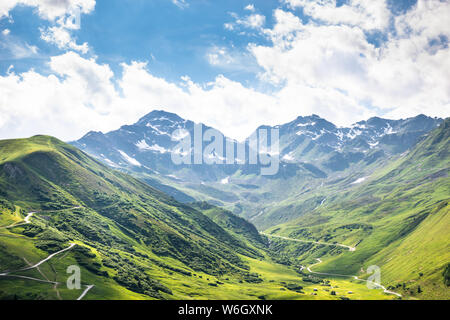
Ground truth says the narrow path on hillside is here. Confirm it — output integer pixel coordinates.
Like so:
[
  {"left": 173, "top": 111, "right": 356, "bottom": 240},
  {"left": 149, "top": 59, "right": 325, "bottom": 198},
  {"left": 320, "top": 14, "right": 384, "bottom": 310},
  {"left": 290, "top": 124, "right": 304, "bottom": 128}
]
[
  {"left": 77, "top": 285, "right": 95, "bottom": 300},
  {"left": 304, "top": 258, "right": 402, "bottom": 298},
  {"left": 262, "top": 233, "right": 401, "bottom": 298},
  {"left": 0, "top": 206, "right": 82, "bottom": 230},
  {"left": 0, "top": 243, "right": 76, "bottom": 276},
  {"left": 0, "top": 212, "right": 35, "bottom": 230},
  {"left": 1, "top": 274, "right": 59, "bottom": 284},
  {"left": 261, "top": 232, "right": 356, "bottom": 251},
  {"left": 0, "top": 208, "right": 95, "bottom": 300}
]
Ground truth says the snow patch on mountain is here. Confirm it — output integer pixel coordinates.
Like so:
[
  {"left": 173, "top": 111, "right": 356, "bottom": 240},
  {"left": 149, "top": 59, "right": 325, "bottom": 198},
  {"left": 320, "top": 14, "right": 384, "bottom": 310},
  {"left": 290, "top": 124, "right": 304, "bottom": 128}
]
[
  {"left": 297, "top": 122, "right": 316, "bottom": 127},
  {"left": 336, "top": 130, "right": 344, "bottom": 141},
  {"left": 103, "top": 158, "right": 118, "bottom": 167},
  {"left": 346, "top": 129, "right": 362, "bottom": 140},
  {"left": 368, "top": 141, "right": 379, "bottom": 148},
  {"left": 145, "top": 123, "right": 170, "bottom": 136},
  {"left": 384, "top": 125, "right": 397, "bottom": 135},
  {"left": 136, "top": 140, "right": 169, "bottom": 153},
  {"left": 172, "top": 129, "right": 190, "bottom": 141},
  {"left": 282, "top": 153, "right": 295, "bottom": 161},
  {"left": 153, "top": 116, "right": 173, "bottom": 122},
  {"left": 118, "top": 150, "right": 141, "bottom": 166},
  {"left": 351, "top": 176, "right": 368, "bottom": 184},
  {"left": 221, "top": 176, "right": 230, "bottom": 184}
]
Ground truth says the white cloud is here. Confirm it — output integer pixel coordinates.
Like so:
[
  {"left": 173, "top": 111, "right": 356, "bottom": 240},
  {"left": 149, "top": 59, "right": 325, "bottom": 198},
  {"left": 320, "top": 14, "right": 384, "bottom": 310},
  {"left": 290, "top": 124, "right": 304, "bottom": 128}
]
[
  {"left": 285, "top": 0, "right": 390, "bottom": 31},
  {"left": 0, "top": 0, "right": 449, "bottom": 143},
  {"left": 0, "top": 51, "right": 373, "bottom": 142},
  {"left": 226, "top": 12, "right": 266, "bottom": 32},
  {"left": 118, "top": 61, "right": 280, "bottom": 140},
  {"left": 238, "top": 13, "right": 266, "bottom": 29},
  {"left": 172, "top": 0, "right": 188, "bottom": 9},
  {"left": 249, "top": 1, "right": 450, "bottom": 123},
  {"left": 244, "top": 4, "right": 255, "bottom": 12},
  {"left": 0, "top": 30, "right": 39, "bottom": 59},
  {"left": 1, "top": 1, "right": 94, "bottom": 54},
  {"left": 0, "top": 52, "right": 122, "bottom": 140},
  {"left": 207, "top": 46, "right": 235, "bottom": 66},
  {"left": 205, "top": 45, "right": 260, "bottom": 73},
  {"left": 0, "top": 0, "right": 96, "bottom": 21},
  {"left": 40, "top": 25, "right": 88, "bottom": 53},
  {"left": 244, "top": 13, "right": 266, "bottom": 29},
  {"left": 224, "top": 23, "right": 234, "bottom": 31}
]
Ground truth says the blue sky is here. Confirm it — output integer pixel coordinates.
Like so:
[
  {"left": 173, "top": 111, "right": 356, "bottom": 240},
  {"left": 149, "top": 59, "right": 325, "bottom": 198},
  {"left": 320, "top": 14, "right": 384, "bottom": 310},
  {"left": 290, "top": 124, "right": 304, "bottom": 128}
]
[
  {"left": 1, "top": 0, "right": 282, "bottom": 83},
  {"left": 0, "top": 0, "right": 448, "bottom": 141},
  {"left": 0, "top": 0, "right": 419, "bottom": 83}
]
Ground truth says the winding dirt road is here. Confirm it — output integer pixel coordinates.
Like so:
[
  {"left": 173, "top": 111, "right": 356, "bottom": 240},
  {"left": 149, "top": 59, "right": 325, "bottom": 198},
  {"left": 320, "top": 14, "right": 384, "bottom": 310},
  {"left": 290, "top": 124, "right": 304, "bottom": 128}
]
[
  {"left": 77, "top": 285, "right": 95, "bottom": 300},
  {"left": 0, "top": 212, "right": 35, "bottom": 230},
  {"left": 262, "top": 233, "right": 401, "bottom": 298},
  {"left": 0, "top": 209, "right": 95, "bottom": 300},
  {"left": 261, "top": 232, "right": 356, "bottom": 252},
  {"left": 305, "top": 258, "right": 402, "bottom": 297},
  {"left": 0, "top": 243, "right": 76, "bottom": 276}
]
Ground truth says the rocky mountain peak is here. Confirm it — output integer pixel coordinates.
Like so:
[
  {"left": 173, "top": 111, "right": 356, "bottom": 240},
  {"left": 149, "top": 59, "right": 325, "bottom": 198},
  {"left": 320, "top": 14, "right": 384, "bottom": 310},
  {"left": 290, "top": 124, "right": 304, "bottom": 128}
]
[{"left": 135, "top": 109, "right": 186, "bottom": 127}]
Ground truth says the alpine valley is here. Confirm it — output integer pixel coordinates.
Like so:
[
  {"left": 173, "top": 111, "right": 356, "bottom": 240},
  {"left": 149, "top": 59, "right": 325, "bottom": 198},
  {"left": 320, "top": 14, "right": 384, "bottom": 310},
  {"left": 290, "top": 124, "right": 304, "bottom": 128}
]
[{"left": 0, "top": 111, "right": 448, "bottom": 300}]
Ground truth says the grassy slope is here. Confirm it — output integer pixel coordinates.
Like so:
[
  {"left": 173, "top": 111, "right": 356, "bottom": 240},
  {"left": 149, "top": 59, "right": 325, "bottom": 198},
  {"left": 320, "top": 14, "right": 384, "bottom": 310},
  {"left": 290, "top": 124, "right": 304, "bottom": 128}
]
[
  {"left": 265, "top": 119, "right": 450, "bottom": 299},
  {"left": 0, "top": 136, "right": 258, "bottom": 299},
  {"left": 0, "top": 136, "right": 392, "bottom": 300},
  {"left": 190, "top": 202, "right": 266, "bottom": 249}
]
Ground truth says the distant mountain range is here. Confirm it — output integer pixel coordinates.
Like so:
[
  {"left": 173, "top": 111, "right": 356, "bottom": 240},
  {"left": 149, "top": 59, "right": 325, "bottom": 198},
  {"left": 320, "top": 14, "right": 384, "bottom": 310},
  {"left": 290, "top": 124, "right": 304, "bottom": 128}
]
[
  {"left": 72, "top": 111, "right": 442, "bottom": 177},
  {"left": 70, "top": 111, "right": 443, "bottom": 215},
  {"left": 0, "top": 111, "right": 448, "bottom": 300},
  {"left": 270, "top": 113, "right": 442, "bottom": 170}
]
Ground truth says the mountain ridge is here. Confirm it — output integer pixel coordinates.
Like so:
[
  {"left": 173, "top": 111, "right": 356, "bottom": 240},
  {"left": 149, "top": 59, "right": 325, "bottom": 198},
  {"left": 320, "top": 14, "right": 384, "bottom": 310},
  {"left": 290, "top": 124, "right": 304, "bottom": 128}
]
[
  {"left": 264, "top": 118, "right": 450, "bottom": 299},
  {"left": 69, "top": 110, "right": 444, "bottom": 223},
  {"left": 0, "top": 135, "right": 396, "bottom": 300},
  {"left": 1, "top": 118, "right": 448, "bottom": 300},
  {"left": 72, "top": 110, "right": 443, "bottom": 171},
  {"left": 0, "top": 135, "right": 269, "bottom": 299}
]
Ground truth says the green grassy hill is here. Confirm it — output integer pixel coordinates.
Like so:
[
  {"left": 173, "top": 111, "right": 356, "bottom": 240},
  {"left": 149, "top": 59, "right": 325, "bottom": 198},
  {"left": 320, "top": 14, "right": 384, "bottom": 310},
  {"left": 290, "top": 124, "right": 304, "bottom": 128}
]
[
  {"left": 0, "top": 135, "right": 393, "bottom": 300},
  {"left": 190, "top": 202, "right": 266, "bottom": 250},
  {"left": 0, "top": 136, "right": 265, "bottom": 299},
  {"left": 265, "top": 119, "right": 450, "bottom": 299}
]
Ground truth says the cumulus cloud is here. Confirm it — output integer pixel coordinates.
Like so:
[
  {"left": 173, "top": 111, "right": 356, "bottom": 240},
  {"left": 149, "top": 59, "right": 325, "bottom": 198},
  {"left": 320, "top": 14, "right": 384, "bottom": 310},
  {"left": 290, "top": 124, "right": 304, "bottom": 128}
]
[
  {"left": 207, "top": 46, "right": 236, "bottom": 66},
  {"left": 244, "top": 4, "right": 255, "bottom": 12},
  {"left": 225, "top": 11, "right": 266, "bottom": 32},
  {"left": 0, "top": 50, "right": 375, "bottom": 142},
  {"left": 0, "top": 0, "right": 95, "bottom": 21},
  {"left": 250, "top": 1, "right": 450, "bottom": 122},
  {"left": 40, "top": 25, "right": 88, "bottom": 53},
  {"left": 241, "top": 13, "right": 266, "bottom": 29},
  {"left": 0, "top": 0, "right": 95, "bottom": 20},
  {"left": 0, "top": 52, "right": 121, "bottom": 139},
  {"left": 205, "top": 45, "right": 261, "bottom": 74},
  {"left": 285, "top": 0, "right": 390, "bottom": 30},
  {"left": 0, "top": 0, "right": 449, "bottom": 142},
  {"left": 1, "top": 0, "right": 94, "bottom": 53}
]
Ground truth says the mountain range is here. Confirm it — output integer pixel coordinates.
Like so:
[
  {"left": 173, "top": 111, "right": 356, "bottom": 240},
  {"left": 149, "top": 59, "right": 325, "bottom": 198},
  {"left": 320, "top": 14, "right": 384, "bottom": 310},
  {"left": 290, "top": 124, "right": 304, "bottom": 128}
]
[
  {"left": 70, "top": 111, "right": 444, "bottom": 225},
  {"left": 72, "top": 111, "right": 442, "bottom": 178},
  {"left": 0, "top": 111, "right": 448, "bottom": 300}
]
